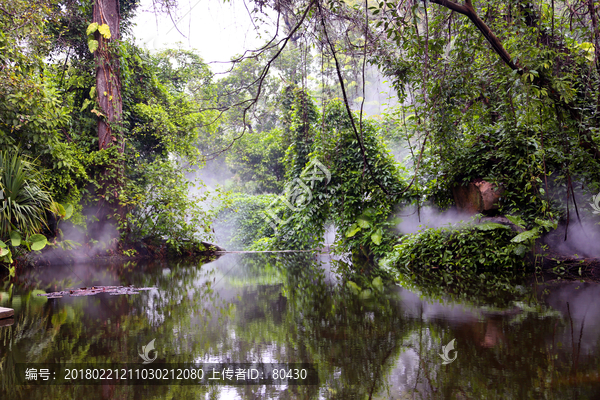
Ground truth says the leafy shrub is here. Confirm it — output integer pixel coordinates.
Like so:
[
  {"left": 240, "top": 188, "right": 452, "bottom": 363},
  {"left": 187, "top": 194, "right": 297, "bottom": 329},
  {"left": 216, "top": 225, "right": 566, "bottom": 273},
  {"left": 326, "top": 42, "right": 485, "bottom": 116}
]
[
  {"left": 122, "top": 159, "right": 220, "bottom": 253},
  {"left": 214, "top": 193, "right": 277, "bottom": 250},
  {"left": 379, "top": 216, "right": 556, "bottom": 303},
  {"left": 386, "top": 224, "right": 528, "bottom": 274},
  {"left": 0, "top": 148, "right": 54, "bottom": 238}
]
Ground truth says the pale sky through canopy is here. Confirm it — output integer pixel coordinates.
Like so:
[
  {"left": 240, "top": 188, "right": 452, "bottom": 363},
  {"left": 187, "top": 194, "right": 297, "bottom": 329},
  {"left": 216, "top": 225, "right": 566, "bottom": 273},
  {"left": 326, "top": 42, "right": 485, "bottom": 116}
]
[{"left": 131, "top": 0, "right": 271, "bottom": 70}]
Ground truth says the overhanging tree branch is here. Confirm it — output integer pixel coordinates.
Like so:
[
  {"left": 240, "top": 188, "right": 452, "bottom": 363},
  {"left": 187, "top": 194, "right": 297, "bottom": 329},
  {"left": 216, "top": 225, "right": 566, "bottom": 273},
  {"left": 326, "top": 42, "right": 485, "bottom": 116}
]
[
  {"left": 430, "top": 0, "right": 518, "bottom": 70},
  {"left": 429, "top": 0, "right": 599, "bottom": 160},
  {"left": 318, "top": 0, "right": 421, "bottom": 197}
]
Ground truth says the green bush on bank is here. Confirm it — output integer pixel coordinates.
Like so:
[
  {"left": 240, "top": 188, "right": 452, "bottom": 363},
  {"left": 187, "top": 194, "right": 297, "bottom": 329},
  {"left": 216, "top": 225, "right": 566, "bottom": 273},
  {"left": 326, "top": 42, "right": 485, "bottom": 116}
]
[
  {"left": 377, "top": 215, "right": 557, "bottom": 301},
  {"left": 214, "top": 193, "right": 277, "bottom": 250},
  {"left": 383, "top": 225, "right": 528, "bottom": 276}
]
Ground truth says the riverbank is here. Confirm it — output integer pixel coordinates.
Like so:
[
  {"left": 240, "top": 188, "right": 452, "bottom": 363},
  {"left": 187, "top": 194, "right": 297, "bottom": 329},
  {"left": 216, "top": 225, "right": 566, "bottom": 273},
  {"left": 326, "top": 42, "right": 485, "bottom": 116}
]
[{"left": 2, "top": 238, "right": 225, "bottom": 280}]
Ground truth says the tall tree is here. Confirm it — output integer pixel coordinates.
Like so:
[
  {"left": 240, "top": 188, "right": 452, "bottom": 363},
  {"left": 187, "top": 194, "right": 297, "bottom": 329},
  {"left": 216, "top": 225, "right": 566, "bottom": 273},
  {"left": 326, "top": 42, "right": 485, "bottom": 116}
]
[
  {"left": 92, "top": 0, "right": 123, "bottom": 151},
  {"left": 91, "top": 0, "right": 124, "bottom": 221}
]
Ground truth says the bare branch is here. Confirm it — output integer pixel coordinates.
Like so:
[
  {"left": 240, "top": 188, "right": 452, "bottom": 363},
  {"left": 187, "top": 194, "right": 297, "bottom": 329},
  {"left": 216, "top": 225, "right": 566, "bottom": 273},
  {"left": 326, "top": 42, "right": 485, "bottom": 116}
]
[{"left": 203, "top": 0, "right": 317, "bottom": 160}]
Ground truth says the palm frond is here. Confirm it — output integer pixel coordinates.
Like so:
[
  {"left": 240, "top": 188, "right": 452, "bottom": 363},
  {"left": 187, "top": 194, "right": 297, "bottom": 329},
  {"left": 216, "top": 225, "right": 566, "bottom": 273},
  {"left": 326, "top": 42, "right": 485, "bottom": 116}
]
[{"left": 0, "top": 148, "right": 54, "bottom": 239}]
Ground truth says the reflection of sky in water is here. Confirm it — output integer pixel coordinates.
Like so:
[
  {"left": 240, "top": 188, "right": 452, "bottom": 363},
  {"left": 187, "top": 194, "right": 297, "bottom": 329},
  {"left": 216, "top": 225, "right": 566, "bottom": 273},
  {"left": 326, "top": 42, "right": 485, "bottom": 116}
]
[{"left": 2, "top": 254, "right": 600, "bottom": 399}]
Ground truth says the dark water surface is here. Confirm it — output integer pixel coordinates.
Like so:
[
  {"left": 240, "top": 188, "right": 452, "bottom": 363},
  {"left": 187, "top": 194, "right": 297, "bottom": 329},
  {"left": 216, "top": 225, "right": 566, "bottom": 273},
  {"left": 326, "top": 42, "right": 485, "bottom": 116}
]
[{"left": 1, "top": 253, "right": 599, "bottom": 399}]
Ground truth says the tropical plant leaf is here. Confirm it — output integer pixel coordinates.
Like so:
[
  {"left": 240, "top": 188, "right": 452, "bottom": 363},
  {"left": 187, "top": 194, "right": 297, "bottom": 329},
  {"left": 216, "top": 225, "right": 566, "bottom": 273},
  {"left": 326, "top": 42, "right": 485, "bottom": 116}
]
[
  {"left": 476, "top": 222, "right": 510, "bottom": 231},
  {"left": 511, "top": 227, "right": 540, "bottom": 243},
  {"left": 535, "top": 218, "right": 557, "bottom": 231},
  {"left": 80, "top": 98, "right": 91, "bottom": 112},
  {"left": 506, "top": 215, "right": 526, "bottom": 229},
  {"left": 357, "top": 215, "right": 371, "bottom": 228},
  {"left": 371, "top": 228, "right": 383, "bottom": 245},
  {"left": 50, "top": 202, "right": 66, "bottom": 218},
  {"left": 345, "top": 223, "right": 361, "bottom": 237},
  {"left": 513, "top": 244, "right": 528, "bottom": 256},
  {"left": 98, "top": 24, "right": 111, "bottom": 39},
  {"left": 362, "top": 207, "right": 377, "bottom": 217},
  {"left": 86, "top": 22, "right": 99, "bottom": 36},
  {"left": 88, "top": 39, "right": 99, "bottom": 53},
  {"left": 0, "top": 149, "right": 53, "bottom": 239},
  {"left": 10, "top": 231, "right": 21, "bottom": 247},
  {"left": 372, "top": 276, "right": 383, "bottom": 292},
  {"left": 64, "top": 204, "right": 73, "bottom": 220},
  {"left": 346, "top": 281, "right": 361, "bottom": 294},
  {"left": 29, "top": 234, "right": 47, "bottom": 251}
]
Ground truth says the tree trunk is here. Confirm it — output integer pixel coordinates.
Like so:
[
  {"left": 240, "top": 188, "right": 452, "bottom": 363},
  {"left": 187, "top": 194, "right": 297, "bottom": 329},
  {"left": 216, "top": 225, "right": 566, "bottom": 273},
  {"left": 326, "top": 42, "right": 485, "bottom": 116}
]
[
  {"left": 92, "top": 0, "right": 124, "bottom": 234},
  {"left": 93, "top": 0, "right": 123, "bottom": 151}
]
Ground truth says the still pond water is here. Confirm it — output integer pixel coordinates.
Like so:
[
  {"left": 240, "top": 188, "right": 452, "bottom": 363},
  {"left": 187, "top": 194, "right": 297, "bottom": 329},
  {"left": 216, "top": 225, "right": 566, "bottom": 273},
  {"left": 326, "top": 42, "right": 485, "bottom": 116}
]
[{"left": 1, "top": 252, "right": 599, "bottom": 399}]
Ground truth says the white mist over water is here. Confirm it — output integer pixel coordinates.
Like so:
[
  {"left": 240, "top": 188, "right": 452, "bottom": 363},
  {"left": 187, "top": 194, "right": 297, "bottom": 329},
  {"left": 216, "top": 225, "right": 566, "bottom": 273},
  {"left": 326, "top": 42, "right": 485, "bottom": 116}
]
[
  {"left": 395, "top": 205, "right": 473, "bottom": 235},
  {"left": 542, "top": 221, "right": 600, "bottom": 258}
]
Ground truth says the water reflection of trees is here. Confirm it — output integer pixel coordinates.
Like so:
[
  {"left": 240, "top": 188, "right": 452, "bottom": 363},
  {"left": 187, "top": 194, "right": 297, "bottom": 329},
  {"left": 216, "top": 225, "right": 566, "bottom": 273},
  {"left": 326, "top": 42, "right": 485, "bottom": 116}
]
[
  {"left": 226, "top": 253, "right": 416, "bottom": 399},
  {"left": 1, "top": 255, "right": 600, "bottom": 399}
]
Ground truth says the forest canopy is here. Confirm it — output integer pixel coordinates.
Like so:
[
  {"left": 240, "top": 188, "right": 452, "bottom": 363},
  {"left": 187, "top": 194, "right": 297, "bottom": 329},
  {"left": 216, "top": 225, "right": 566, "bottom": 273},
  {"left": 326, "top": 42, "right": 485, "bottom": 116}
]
[{"left": 0, "top": 0, "right": 599, "bottom": 281}]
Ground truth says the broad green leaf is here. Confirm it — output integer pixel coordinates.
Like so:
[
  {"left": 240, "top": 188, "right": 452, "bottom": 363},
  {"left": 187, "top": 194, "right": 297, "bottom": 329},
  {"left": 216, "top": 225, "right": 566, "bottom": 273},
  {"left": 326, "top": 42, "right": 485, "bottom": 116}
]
[
  {"left": 88, "top": 39, "right": 99, "bottom": 53},
  {"left": 363, "top": 207, "right": 377, "bottom": 217},
  {"left": 371, "top": 228, "right": 383, "bottom": 245},
  {"left": 29, "top": 234, "right": 47, "bottom": 251},
  {"left": 50, "top": 202, "right": 66, "bottom": 218},
  {"left": 346, "top": 281, "right": 361, "bottom": 295},
  {"left": 511, "top": 227, "right": 540, "bottom": 243},
  {"left": 64, "top": 204, "right": 73, "bottom": 219},
  {"left": 506, "top": 215, "right": 526, "bottom": 228},
  {"left": 98, "top": 24, "right": 111, "bottom": 39},
  {"left": 513, "top": 244, "right": 528, "bottom": 256},
  {"left": 0, "top": 247, "right": 9, "bottom": 257},
  {"left": 345, "top": 223, "right": 361, "bottom": 237},
  {"left": 86, "top": 22, "right": 99, "bottom": 36},
  {"left": 476, "top": 222, "right": 510, "bottom": 231},
  {"left": 0, "top": 240, "right": 6, "bottom": 248},
  {"left": 535, "top": 218, "right": 557, "bottom": 231},
  {"left": 359, "top": 289, "right": 372, "bottom": 300},
  {"left": 10, "top": 231, "right": 21, "bottom": 247},
  {"left": 372, "top": 276, "right": 383, "bottom": 292},
  {"left": 80, "top": 99, "right": 91, "bottom": 112},
  {"left": 357, "top": 215, "right": 371, "bottom": 228}
]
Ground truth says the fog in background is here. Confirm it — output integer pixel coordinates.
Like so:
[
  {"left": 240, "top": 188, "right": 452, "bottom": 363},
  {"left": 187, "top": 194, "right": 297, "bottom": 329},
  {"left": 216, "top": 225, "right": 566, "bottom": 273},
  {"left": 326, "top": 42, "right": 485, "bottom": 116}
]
[{"left": 395, "top": 205, "right": 473, "bottom": 235}]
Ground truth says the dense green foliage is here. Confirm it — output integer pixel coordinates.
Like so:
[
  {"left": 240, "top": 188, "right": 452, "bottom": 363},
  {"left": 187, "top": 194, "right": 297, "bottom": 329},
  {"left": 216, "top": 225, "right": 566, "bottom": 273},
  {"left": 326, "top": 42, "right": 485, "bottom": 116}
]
[
  {"left": 2, "top": 0, "right": 600, "bottom": 287},
  {"left": 212, "top": 0, "right": 600, "bottom": 287},
  {"left": 0, "top": 1, "right": 224, "bottom": 265},
  {"left": 366, "top": 0, "right": 600, "bottom": 223},
  {"left": 216, "top": 87, "right": 409, "bottom": 260}
]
